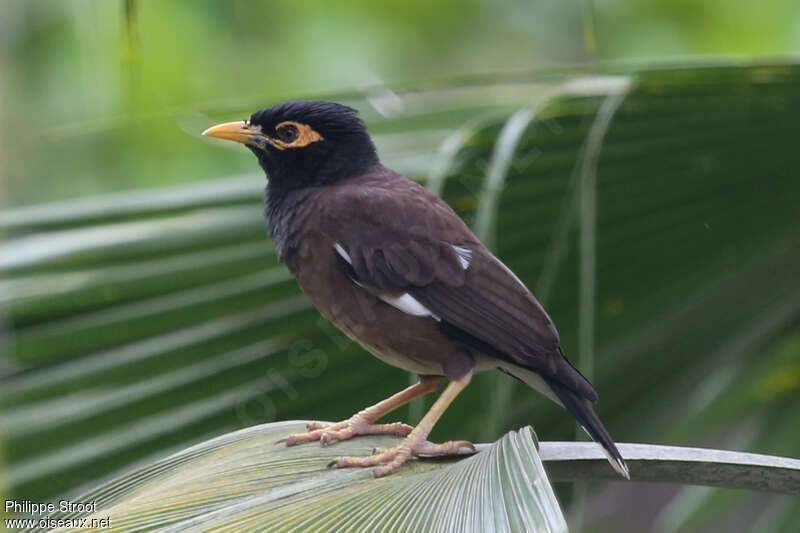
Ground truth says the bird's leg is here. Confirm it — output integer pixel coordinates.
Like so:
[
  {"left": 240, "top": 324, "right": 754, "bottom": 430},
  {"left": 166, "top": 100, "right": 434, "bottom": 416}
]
[
  {"left": 280, "top": 375, "right": 446, "bottom": 446},
  {"left": 328, "top": 371, "right": 474, "bottom": 477}
]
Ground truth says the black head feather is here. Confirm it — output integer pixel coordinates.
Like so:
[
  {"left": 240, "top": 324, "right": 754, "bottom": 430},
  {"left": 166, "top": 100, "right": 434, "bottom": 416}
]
[{"left": 247, "top": 100, "right": 378, "bottom": 191}]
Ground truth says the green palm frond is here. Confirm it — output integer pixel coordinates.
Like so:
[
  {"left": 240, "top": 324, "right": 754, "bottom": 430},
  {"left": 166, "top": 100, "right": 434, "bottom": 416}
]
[{"left": 22, "top": 423, "right": 566, "bottom": 533}]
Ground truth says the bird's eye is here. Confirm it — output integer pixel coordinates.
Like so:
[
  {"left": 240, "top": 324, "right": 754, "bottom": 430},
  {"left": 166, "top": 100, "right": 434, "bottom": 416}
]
[
  {"left": 271, "top": 121, "right": 324, "bottom": 149},
  {"left": 275, "top": 124, "right": 299, "bottom": 143}
]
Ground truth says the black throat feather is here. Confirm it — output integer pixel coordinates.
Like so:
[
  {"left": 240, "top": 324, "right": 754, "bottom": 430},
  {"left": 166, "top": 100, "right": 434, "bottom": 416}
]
[{"left": 251, "top": 101, "right": 380, "bottom": 264}]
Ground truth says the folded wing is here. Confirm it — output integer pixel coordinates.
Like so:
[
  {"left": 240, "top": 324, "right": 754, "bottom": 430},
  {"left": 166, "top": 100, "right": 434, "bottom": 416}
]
[{"left": 322, "top": 176, "right": 597, "bottom": 400}]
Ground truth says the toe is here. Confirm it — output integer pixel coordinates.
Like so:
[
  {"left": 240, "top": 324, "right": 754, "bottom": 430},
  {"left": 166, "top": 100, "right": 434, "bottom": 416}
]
[
  {"left": 320, "top": 428, "right": 351, "bottom": 446},
  {"left": 414, "top": 440, "right": 475, "bottom": 456},
  {"left": 367, "top": 422, "right": 414, "bottom": 437},
  {"left": 279, "top": 429, "right": 325, "bottom": 446},
  {"left": 328, "top": 456, "right": 369, "bottom": 469},
  {"left": 372, "top": 451, "right": 411, "bottom": 477},
  {"left": 328, "top": 447, "right": 400, "bottom": 469},
  {"left": 279, "top": 434, "right": 302, "bottom": 446}
]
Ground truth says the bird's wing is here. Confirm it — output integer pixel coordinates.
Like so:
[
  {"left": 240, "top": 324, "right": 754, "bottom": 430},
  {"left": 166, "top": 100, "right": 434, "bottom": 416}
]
[{"left": 320, "top": 175, "right": 597, "bottom": 400}]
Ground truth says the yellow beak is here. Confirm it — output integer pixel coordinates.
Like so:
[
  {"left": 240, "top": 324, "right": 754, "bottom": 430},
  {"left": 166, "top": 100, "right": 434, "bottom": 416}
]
[{"left": 202, "top": 121, "right": 269, "bottom": 147}]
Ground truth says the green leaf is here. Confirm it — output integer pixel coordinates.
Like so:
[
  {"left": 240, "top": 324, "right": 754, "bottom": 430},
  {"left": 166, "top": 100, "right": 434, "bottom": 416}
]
[{"left": 23, "top": 422, "right": 567, "bottom": 533}]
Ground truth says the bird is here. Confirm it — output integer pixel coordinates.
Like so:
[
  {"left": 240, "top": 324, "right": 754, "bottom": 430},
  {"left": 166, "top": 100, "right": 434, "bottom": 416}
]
[{"left": 202, "top": 100, "right": 629, "bottom": 479}]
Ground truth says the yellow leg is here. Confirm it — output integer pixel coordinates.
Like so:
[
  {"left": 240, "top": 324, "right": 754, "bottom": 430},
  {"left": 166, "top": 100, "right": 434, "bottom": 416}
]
[
  {"left": 328, "top": 372, "right": 474, "bottom": 477},
  {"left": 280, "top": 376, "right": 446, "bottom": 446}
]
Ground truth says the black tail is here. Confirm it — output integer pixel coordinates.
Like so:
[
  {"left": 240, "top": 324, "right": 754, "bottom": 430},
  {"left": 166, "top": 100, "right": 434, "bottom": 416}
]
[{"left": 545, "top": 378, "right": 630, "bottom": 479}]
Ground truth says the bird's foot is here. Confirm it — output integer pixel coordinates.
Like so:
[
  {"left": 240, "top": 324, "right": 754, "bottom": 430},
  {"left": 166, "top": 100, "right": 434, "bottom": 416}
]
[
  {"left": 279, "top": 417, "right": 414, "bottom": 447},
  {"left": 328, "top": 439, "right": 476, "bottom": 477}
]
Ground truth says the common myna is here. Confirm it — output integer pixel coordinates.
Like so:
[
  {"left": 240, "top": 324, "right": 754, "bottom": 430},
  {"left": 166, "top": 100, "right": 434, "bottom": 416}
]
[{"left": 203, "top": 101, "right": 629, "bottom": 478}]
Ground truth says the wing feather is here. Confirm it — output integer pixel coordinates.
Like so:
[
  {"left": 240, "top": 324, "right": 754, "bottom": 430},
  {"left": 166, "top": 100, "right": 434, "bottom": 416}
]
[{"left": 321, "top": 172, "right": 597, "bottom": 399}]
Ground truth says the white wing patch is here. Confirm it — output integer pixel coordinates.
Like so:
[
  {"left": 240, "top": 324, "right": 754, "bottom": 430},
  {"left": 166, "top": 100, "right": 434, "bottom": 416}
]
[
  {"left": 333, "top": 243, "right": 352, "bottom": 265},
  {"left": 382, "top": 293, "right": 440, "bottom": 319},
  {"left": 452, "top": 245, "right": 472, "bottom": 270},
  {"left": 333, "top": 242, "right": 439, "bottom": 320}
]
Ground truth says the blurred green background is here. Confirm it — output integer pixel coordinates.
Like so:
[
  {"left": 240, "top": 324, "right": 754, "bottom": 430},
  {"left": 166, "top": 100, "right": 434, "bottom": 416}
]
[
  {"left": 2, "top": 0, "right": 799, "bottom": 206},
  {"left": 2, "top": 2, "right": 800, "bottom": 533}
]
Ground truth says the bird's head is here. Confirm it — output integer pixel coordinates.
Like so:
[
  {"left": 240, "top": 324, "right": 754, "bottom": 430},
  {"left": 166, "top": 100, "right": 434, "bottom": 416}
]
[{"left": 203, "top": 100, "right": 378, "bottom": 190}]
